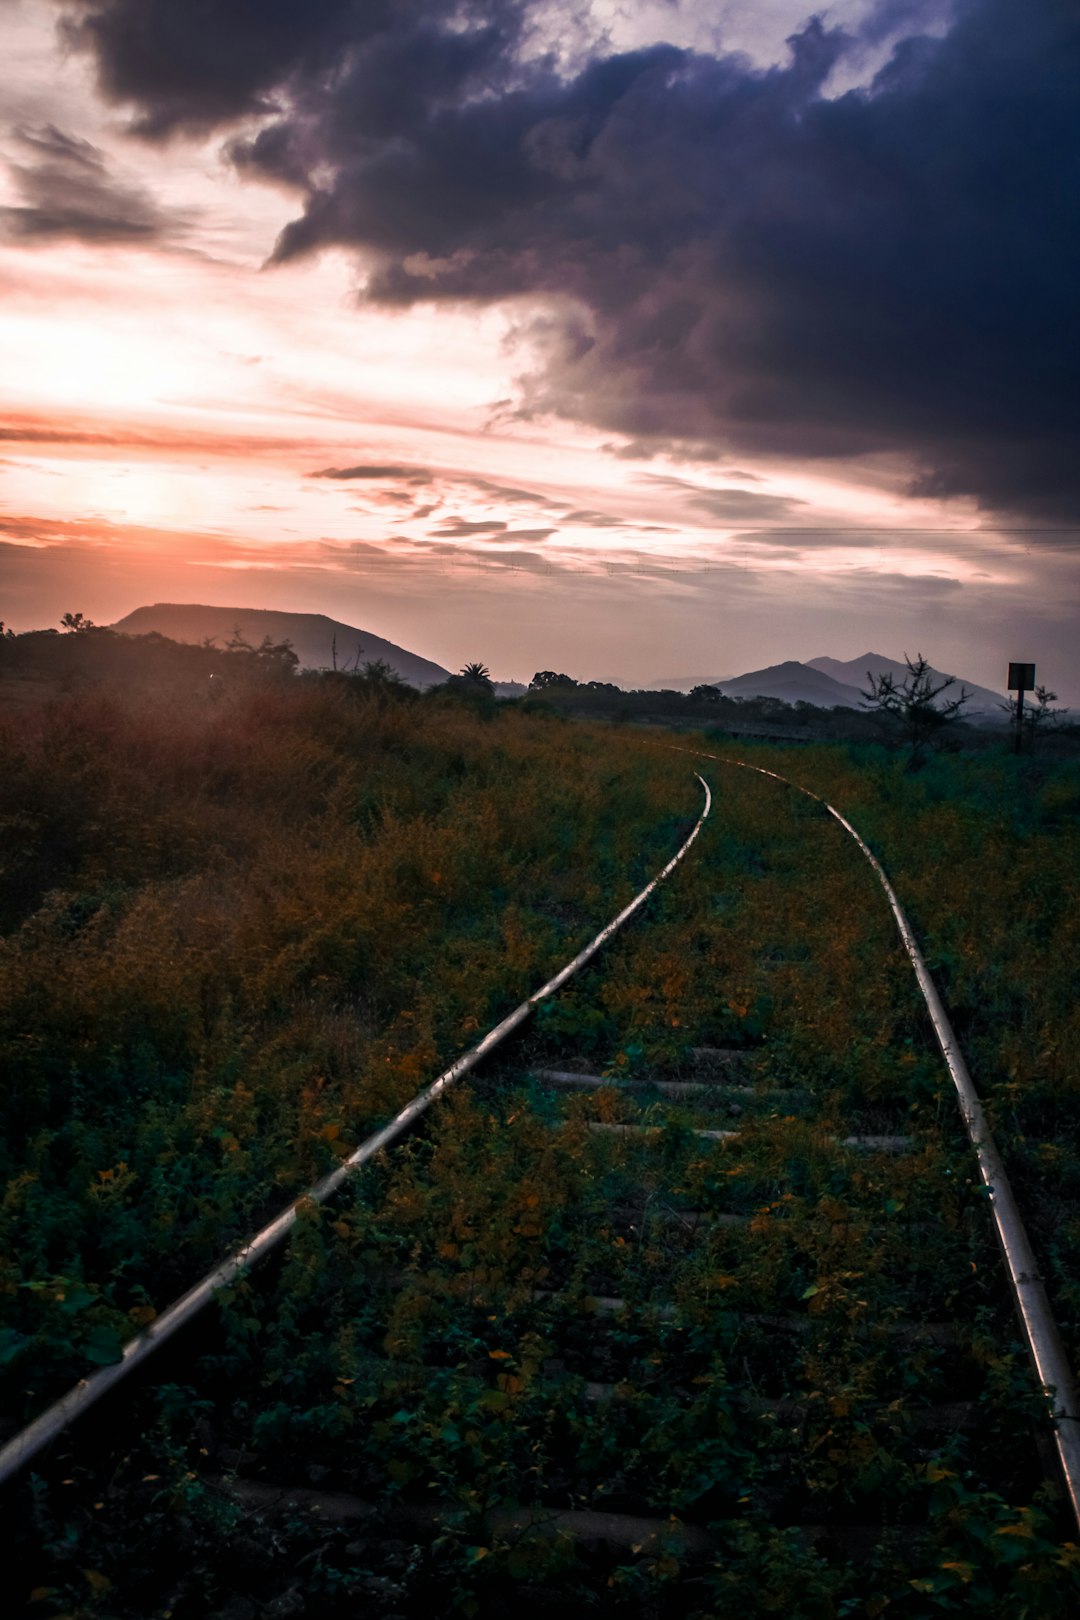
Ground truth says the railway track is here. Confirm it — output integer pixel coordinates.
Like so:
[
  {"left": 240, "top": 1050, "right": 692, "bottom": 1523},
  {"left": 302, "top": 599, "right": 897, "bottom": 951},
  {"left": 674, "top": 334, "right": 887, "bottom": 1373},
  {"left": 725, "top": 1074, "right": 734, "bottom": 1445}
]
[{"left": 7, "top": 762, "right": 1079, "bottom": 1616}]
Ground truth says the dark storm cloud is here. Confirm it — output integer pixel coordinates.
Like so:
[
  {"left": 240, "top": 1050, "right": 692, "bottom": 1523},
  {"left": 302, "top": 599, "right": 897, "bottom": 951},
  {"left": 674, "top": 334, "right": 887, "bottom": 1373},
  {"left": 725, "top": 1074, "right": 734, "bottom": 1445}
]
[
  {"left": 66, "top": 0, "right": 1080, "bottom": 521},
  {"left": 59, "top": 0, "right": 376, "bottom": 138},
  {"left": 60, "top": 0, "right": 528, "bottom": 138},
  {"left": 1, "top": 122, "right": 180, "bottom": 242}
]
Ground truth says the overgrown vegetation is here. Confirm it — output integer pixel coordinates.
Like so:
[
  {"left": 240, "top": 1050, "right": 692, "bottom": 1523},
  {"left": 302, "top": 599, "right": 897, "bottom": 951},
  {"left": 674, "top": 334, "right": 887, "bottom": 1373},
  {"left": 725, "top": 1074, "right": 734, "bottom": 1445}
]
[
  {"left": 521, "top": 665, "right": 1078, "bottom": 760},
  {"left": 2, "top": 631, "right": 1078, "bottom": 1616}
]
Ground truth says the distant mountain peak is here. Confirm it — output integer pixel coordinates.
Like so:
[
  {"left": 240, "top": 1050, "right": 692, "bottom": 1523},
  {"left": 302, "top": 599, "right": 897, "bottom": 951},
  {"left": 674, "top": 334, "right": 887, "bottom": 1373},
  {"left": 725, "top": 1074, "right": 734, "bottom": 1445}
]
[
  {"left": 806, "top": 652, "right": 1005, "bottom": 716},
  {"left": 719, "top": 660, "right": 866, "bottom": 710}
]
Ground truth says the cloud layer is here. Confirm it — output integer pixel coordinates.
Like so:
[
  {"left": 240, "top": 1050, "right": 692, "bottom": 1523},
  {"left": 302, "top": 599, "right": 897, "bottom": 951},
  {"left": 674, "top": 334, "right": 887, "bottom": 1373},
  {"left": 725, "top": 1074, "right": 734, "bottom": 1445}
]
[
  {"left": 1, "top": 122, "right": 180, "bottom": 242},
  {"left": 61, "top": 0, "right": 1080, "bottom": 523}
]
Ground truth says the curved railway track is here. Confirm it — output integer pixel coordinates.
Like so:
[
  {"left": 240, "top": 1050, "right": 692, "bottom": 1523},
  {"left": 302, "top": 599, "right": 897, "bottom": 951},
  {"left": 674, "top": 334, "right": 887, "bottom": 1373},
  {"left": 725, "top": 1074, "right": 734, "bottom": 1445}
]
[
  {"left": 6, "top": 759, "right": 1078, "bottom": 1616},
  {"left": 691, "top": 749, "right": 1080, "bottom": 1525}
]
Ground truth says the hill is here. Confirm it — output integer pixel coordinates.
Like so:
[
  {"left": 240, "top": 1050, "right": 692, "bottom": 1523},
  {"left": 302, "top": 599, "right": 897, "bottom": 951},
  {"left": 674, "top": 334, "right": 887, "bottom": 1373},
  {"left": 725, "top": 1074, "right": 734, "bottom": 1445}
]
[
  {"left": 111, "top": 604, "right": 451, "bottom": 688},
  {"left": 649, "top": 653, "right": 1006, "bottom": 721},
  {"left": 714, "top": 659, "right": 865, "bottom": 709},
  {"left": 807, "top": 653, "right": 1007, "bottom": 719}
]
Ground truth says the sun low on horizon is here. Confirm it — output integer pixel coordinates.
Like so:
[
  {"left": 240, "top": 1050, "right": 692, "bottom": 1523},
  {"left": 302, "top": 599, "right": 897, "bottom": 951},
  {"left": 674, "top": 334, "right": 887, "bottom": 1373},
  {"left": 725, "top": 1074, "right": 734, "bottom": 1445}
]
[{"left": 1, "top": 0, "right": 1077, "bottom": 698}]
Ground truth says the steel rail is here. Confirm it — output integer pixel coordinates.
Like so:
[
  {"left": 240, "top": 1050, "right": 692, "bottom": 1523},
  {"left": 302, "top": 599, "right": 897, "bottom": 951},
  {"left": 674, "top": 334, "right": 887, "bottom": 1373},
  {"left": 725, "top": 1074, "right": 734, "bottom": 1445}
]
[
  {"left": 0, "top": 776, "right": 712, "bottom": 1487},
  {"left": 686, "top": 746, "right": 1080, "bottom": 1533}
]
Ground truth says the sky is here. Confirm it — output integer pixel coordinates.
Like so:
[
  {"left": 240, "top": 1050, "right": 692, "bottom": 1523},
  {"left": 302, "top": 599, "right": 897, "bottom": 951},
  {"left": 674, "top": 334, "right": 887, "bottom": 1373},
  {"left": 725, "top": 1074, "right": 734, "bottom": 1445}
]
[{"left": 0, "top": 0, "right": 1077, "bottom": 695}]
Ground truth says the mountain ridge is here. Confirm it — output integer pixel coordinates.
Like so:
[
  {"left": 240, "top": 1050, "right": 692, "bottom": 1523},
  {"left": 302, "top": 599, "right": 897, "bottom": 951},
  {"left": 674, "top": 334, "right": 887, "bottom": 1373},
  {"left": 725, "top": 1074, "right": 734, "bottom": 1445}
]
[
  {"left": 719, "top": 659, "right": 866, "bottom": 710},
  {"left": 111, "top": 604, "right": 452, "bottom": 689},
  {"left": 806, "top": 653, "right": 1006, "bottom": 717},
  {"left": 109, "top": 609, "right": 1011, "bottom": 719},
  {"left": 649, "top": 660, "right": 864, "bottom": 709},
  {"left": 649, "top": 654, "right": 1007, "bottom": 720}
]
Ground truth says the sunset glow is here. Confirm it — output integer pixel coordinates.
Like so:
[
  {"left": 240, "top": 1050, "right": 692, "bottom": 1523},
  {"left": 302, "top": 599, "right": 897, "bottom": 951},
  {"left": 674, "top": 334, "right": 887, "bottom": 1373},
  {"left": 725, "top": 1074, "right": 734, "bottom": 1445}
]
[{"left": 1, "top": 0, "right": 1077, "bottom": 694}]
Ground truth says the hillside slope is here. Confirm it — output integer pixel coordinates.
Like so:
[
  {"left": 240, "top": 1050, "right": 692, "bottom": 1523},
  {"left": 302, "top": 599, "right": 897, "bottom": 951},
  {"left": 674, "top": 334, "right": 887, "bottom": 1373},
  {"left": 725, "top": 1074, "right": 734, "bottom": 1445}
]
[
  {"left": 717, "top": 659, "right": 866, "bottom": 709},
  {"left": 112, "top": 604, "right": 450, "bottom": 687}
]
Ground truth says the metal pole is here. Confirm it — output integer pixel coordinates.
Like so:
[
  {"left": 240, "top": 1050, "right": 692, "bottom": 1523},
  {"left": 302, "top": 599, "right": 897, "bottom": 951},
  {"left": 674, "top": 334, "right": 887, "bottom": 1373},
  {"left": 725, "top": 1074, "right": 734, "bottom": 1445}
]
[{"left": 1015, "top": 681, "right": 1026, "bottom": 754}]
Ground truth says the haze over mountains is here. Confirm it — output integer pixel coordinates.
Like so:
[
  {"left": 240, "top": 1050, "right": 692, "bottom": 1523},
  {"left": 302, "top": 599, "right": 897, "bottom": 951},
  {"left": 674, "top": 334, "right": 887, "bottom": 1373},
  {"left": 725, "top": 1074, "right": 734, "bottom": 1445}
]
[
  {"left": 655, "top": 654, "right": 1007, "bottom": 718},
  {"left": 111, "top": 606, "right": 1011, "bottom": 721},
  {"left": 807, "top": 655, "right": 1007, "bottom": 718},
  {"left": 720, "top": 661, "right": 867, "bottom": 711}
]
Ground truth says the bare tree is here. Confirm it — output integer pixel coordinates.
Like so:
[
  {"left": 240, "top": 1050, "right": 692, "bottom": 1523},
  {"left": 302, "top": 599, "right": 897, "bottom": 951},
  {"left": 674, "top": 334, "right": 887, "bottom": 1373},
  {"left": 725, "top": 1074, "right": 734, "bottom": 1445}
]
[
  {"left": 861, "top": 654, "right": 969, "bottom": 765},
  {"left": 221, "top": 626, "right": 298, "bottom": 671},
  {"left": 329, "top": 633, "right": 365, "bottom": 674}
]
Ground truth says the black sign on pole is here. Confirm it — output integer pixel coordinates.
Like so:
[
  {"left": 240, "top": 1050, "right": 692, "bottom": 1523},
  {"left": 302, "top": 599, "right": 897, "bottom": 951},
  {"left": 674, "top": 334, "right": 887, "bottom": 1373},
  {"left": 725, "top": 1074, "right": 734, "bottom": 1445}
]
[{"left": 1007, "top": 663, "right": 1036, "bottom": 753}]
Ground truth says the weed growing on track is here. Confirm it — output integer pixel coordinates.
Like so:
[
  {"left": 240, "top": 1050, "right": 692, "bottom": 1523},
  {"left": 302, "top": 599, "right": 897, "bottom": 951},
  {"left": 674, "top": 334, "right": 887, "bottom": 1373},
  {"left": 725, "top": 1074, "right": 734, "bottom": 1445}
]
[{"left": 2, "top": 661, "right": 1078, "bottom": 1615}]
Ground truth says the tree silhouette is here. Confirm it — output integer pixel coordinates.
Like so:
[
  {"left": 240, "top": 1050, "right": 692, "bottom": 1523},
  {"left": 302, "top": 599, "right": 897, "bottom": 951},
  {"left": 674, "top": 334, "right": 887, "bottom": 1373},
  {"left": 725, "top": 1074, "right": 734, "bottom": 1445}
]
[
  {"left": 458, "top": 662, "right": 494, "bottom": 694},
  {"left": 861, "top": 654, "right": 969, "bottom": 765},
  {"left": 357, "top": 659, "right": 410, "bottom": 693},
  {"left": 221, "top": 626, "right": 298, "bottom": 674},
  {"left": 529, "top": 671, "right": 577, "bottom": 690}
]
